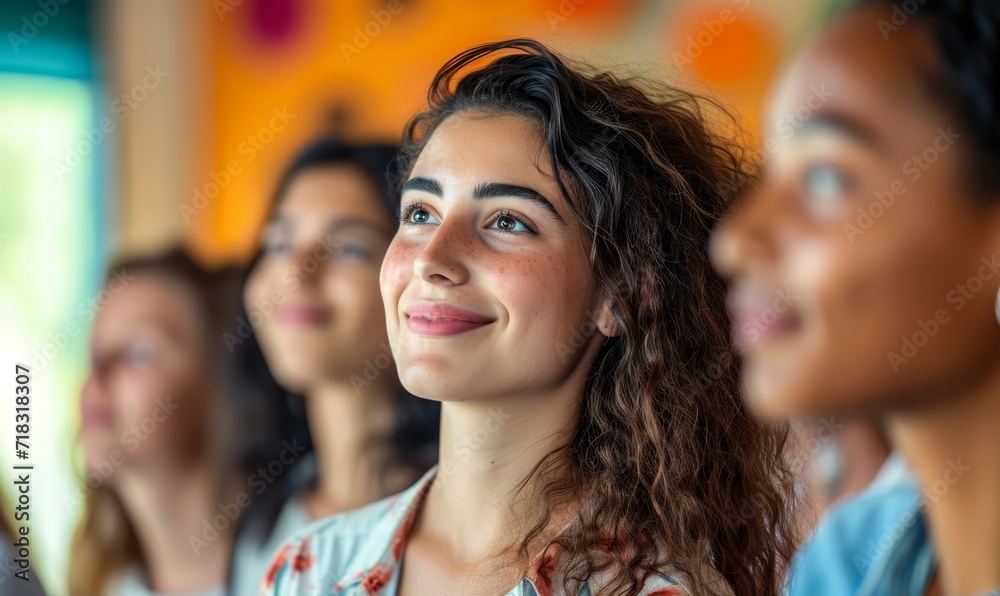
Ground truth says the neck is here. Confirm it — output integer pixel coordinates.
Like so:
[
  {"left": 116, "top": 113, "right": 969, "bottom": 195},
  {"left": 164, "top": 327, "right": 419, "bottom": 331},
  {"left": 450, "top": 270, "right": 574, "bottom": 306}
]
[
  {"left": 418, "top": 387, "right": 584, "bottom": 565},
  {"left": 114, "top": 457, "right": 233, "bottom": 592},
  {"left": 302, "top": 378, "right": 399, "bottom": 518},
  {"left": 887, "top": 363, "right": 1000, "bottom": 596}
]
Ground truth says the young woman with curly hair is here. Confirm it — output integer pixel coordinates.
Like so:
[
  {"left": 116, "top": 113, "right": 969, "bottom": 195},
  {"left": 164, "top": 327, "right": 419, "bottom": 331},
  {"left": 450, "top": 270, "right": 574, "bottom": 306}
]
[{"left": 263, "top": 38, "right": 798, "bottom": 596}]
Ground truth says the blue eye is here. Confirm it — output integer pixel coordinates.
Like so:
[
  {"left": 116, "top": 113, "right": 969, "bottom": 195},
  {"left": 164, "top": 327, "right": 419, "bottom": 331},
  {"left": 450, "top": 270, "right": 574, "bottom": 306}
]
[
  {"left": 401, "top": 204, "right": 439, "bottom": 226},
  {"left": 262, "top": 239, "right": 292, "bottom": 256},
  {"left": 337, "top": 244, "right": 371, "bottom": 260},
  {"left": 803, "top": 164, "right": 853, "bottom": 216},
  {"left": 491, "top": 211, "right": 534, "bottom": 234},
  {"left": 125, "top": 341, "right": 155, "bottom": 367}
]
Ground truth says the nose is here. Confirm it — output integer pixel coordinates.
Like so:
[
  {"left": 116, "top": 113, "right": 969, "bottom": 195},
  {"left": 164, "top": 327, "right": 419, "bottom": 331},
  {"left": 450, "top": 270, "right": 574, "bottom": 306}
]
[
  {"left": 80, "top": 370, "right": 105, "bottom": 408},
  {"left": 282, "top": 241, "right": 326, "bottom": 287},
  {"left": 711, "top": 186, "right": 781, "bottom": 280},
  {"left": 413, "top": 216, "right": 471, "bottom": 287}
]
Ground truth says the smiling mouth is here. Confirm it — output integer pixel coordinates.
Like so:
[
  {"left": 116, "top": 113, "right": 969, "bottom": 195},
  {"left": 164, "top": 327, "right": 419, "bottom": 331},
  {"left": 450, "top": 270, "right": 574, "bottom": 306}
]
[
  {"left": 728, "top": 286, "right": 805, "bottom": 350},
  {"left": 404, "top": 302, "right": 495, "bottom": 337},
  {"left": 275, "top": 304, "right": 332, "bottom": 327}
]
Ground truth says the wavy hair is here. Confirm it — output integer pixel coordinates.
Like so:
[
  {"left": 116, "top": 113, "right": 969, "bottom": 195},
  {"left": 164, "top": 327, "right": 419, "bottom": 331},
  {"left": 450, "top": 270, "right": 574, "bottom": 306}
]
[{"left": 400, "top": 39, "right": 798, "bottom": 596}]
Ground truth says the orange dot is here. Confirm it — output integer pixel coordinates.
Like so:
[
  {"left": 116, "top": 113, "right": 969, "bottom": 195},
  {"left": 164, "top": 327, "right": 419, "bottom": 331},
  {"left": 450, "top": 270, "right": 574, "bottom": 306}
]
[{"left": 669, "top": 5, "right": 780, "bottom": 89}]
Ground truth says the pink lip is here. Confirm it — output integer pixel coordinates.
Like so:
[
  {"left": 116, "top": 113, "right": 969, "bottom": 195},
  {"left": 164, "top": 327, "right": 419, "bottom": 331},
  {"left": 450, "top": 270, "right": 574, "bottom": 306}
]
[
  {"left": 276, "top": 304, "right": 331, "bottom": 326},
  {"left": 728, "top": 286, "right": 803, "bottom": 348},
  {"left": 81, "top": 406, "right": 112, "bottom": 429},
  {"left": 405, "top": 301, "right": 494, "bottom": 337}
]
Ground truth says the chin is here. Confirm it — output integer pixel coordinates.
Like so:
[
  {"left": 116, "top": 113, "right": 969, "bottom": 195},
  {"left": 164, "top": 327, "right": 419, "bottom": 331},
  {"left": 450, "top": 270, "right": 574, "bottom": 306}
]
[
  {"left": 743, "top": 364, "right": 813, "bottom": 421},
  {"left": 271, "top": 365, "right": 319, "bottom": 393},
  {"left": 397, "top": 363, "right": 467, "bottom": 402}
]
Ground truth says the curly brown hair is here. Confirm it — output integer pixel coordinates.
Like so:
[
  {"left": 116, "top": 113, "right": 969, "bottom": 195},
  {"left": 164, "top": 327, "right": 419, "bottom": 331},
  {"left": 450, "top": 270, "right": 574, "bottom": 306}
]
[{"left": 400, "top": 39, "right": 799, "bottom": 596}]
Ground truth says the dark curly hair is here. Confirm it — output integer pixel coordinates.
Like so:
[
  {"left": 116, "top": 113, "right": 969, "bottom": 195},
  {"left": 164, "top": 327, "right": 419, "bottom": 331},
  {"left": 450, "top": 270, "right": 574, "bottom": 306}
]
[
  {"left": 859, "top": 0, "right": 1000, "bottom": 192},
  {"left": 400, "top": 39, "right": 798, "bottom": 596}
]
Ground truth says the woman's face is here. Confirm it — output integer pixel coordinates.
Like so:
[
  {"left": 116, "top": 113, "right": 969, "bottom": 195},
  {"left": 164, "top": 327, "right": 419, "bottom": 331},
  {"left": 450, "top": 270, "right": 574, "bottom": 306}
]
[
  {"left": 381, "top": 111, "right": 609, "bottom": 403},
  {"left": 245, "top": 165, "right": 396, "bottom": 392},
  {"left": 711, "top": 4, "right": 1000, "bottom": 420},
  {"left": 80, "top": 276, "right": 210, "bottom": 472}
]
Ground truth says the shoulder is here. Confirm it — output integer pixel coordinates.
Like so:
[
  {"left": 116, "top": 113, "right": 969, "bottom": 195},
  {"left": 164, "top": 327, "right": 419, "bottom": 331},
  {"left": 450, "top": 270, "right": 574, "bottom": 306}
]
[
  {"left": 231, "top": 495, "right": 312, "bottom": 596},
  {"left": 788, "top": 476, "right": 922, "bottom": 596},
  {"left": 259, "top": 493, "right": 405, "bottom": 594},
  {"left": 642, "top": 563, "right": 733, "bottom": 596},
  {"left": 258, "top": 467, "right": 437, "bottom": 595}
]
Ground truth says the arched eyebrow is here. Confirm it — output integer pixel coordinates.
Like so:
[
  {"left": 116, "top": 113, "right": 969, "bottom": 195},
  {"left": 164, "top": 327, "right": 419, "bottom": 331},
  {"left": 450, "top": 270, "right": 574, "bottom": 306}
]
[
  {"left": 266, "top": 215, "right": 393, "bottom": 238},
  {"left": 401, "top": 176, "right": 443, "bottom": 197},
  {"left": 402, "top": 176, "right": 565, "bottom": 224},
  {"left": 793, "top": 113, "right": 887, "bottom": 155}
]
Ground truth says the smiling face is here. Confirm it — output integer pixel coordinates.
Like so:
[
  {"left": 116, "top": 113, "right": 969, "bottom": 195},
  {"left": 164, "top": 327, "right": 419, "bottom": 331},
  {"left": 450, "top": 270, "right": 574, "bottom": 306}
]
[
  {"left": 245, "top": 165, "right": 396, "bottom": 392},
  {"left": 381, "top": 111, "right": 611, "bottom": 403},
  {"left": 711, "top": 4, "right": 1000, "bottom": 420},
  {"left": 80, "top": 276, "right": 210, "bottom": 471}
]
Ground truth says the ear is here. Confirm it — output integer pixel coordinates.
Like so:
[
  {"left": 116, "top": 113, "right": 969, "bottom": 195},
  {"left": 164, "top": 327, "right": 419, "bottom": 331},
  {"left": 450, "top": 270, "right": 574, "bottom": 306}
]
[{"left": 594, "top": 294, "right": 621, "bottom": 338}]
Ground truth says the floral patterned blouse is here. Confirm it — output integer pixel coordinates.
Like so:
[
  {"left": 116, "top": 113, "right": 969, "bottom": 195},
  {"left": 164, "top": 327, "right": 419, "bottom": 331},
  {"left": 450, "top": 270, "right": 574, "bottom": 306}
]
[{"left": 258, "top": 466, "right": 701, "bottom": 596}]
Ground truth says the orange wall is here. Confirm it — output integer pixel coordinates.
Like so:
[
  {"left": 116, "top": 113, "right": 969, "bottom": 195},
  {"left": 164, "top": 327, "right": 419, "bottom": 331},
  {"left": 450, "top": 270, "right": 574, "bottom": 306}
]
[{"left": 195, "top": 0, "right": 789, "bottom": 263}]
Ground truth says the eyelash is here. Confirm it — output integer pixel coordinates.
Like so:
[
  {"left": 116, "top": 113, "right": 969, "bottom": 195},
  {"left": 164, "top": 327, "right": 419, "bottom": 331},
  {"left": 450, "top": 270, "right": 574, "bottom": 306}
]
[
  {"left": 397, "top": 202, "right": 424, "bottom": 224},
  {"left": 399, "top": 202, "right": 537, "bottom": 235}
]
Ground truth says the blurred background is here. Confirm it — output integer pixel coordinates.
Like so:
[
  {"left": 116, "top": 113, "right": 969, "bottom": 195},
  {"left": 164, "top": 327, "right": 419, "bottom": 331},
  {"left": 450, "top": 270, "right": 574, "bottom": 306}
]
[{"left": 0, "top": 0, "right": 848, "bottom": 593}]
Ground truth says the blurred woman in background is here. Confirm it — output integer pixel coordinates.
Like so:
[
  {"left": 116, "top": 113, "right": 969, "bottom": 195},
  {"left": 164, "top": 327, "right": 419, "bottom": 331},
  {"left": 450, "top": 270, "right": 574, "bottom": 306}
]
[
  {"left": 264, "top": 39, "right": 798, "bottom": 596},
  {"left": 712, "top": 0, "right": 1000, "bottom": 593},
  {"left": 70, "top": 248, "right": 240, "bottom": 595},
  {"left": 229, "top": 140, "right": 439, "bottom": 595}
]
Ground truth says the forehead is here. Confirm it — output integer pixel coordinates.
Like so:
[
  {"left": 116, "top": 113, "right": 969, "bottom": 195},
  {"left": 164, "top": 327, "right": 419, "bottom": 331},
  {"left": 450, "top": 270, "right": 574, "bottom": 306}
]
[
  {"left": 92, "top": 276, "right": 199, "bottom": 346},
  {"left": 767, "top": 4, "right": 945, "bottom": 149},
  {"left": 411, "top": 111, "right": 556, "bottom": 188},
  {"left": 279, "top": 165, "right": 386, "bottom": 218}
]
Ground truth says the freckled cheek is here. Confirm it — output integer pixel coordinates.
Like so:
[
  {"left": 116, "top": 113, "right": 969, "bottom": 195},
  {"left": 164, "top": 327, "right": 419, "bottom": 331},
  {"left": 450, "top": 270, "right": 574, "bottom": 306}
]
[
  {"left": 380, "top": 241, "right": 417, "bottom": 307},
  {"left": 486, "top": 254, "right": 563, "bottom": 323}
]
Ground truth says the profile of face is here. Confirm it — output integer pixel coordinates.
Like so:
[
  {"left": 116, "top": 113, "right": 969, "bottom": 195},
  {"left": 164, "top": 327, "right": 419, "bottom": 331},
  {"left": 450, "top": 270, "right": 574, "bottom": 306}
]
[
  {"left": 712, "top": 4, "right": 1000, "bottom": 420},
  {"left": 245, "top": 165, "right": 396, "bottom": 392},
  {"left": 381, "top": 111, "right": 613, "bottom": 403},
  {"left": 80, "top": 275, "right": 211, "bottom": 473}
]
